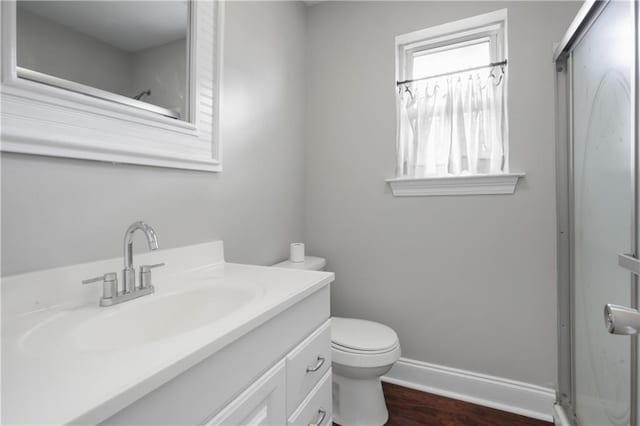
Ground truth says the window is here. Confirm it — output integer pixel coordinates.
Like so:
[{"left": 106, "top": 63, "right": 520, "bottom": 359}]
[
  {"left": 412, "top": 39, "right": 491, "bottom": 80},
  {"left": 389, "top": 10, "right": 523, "bottom": 196}
]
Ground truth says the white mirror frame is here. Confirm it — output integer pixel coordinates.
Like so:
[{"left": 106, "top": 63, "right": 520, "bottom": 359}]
[{"left": 0, "top": 0, "right": 224, "bottom": 172}]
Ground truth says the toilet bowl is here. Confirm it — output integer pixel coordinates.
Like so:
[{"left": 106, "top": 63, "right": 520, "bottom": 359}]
[{"left": 274, "top": 256, "right": 401, "bottom": 426}]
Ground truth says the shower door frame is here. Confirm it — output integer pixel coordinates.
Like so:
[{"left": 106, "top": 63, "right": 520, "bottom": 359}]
[{"left": 554, "top": 0, "right": 639, "bottom": 424}]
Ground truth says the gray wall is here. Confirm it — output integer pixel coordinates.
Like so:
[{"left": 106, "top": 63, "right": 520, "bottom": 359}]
[
  {"left": 2, "top": 1, "right": 307, "bottom": 276},
  {"left": 304, "top": 1, "right": 579, "bottom": 388}
]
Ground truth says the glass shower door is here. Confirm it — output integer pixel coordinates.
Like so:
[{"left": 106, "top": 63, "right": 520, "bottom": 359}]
[{"left": 571, "top": 1, "right": 634, "bottom": 425}]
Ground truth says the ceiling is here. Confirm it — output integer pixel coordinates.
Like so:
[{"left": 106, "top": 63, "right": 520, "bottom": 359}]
[{"left": 18, "top": 1, "right": 188, "bottom": 52}]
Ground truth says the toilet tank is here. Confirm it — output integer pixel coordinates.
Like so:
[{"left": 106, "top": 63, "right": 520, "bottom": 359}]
[{"left": 273, "top": 256, "right": 327, "bottom": 271}]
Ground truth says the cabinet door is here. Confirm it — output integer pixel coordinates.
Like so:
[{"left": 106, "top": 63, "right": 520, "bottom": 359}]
[
  {"left": 286, "top": 320, "right": 332, "bottom": 416},
  {"left": 288, "top": 370, "right": 332, "bottom": 426},
  {"left": 205, "top": 360, "right": 286, "bottom": 426}
]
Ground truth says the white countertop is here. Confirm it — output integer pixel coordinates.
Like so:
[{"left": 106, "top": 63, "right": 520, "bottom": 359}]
[{"left": 1, "top": 241, "right": 333, "bottom": 425}]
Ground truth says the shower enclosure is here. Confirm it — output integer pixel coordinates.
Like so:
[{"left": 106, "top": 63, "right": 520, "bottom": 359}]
[{"left": 554, "top": 1, "right": 638, "bottom": 425}]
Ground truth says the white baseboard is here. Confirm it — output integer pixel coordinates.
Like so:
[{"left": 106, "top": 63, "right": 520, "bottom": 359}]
[
  {"left": 553, "top": 403, "right": 573, "bottom": 426},
  {"left": 382, "top": 357, "right": 556, "bottom": 422}
]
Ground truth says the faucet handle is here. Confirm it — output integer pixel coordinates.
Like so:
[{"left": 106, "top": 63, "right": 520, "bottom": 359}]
[
  {"left": 139, "top": 263, "right": 165, "bottom": 289},
  {"left": 143, "top": 263, "right": 166, "bottom": 270},
  {"left": 82, "top": 272, "right": 117, "bottom": 285},
  {"left": 82, "top": 272, "right": 117, "bottom": 301}
]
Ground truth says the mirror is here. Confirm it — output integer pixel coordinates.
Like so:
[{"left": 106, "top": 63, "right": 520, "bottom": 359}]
[{"left": 16, "top": 1, "right": 190, "bottom": 121}]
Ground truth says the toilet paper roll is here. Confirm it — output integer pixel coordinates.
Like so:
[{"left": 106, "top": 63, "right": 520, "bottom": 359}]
[{"left": 290, "top": 243, "right": 305, "bottom": 263}]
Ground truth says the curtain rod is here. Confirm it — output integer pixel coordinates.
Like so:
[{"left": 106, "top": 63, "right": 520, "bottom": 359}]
[{"left": 396, "top": 59, "right": 508, "bottom": 86}]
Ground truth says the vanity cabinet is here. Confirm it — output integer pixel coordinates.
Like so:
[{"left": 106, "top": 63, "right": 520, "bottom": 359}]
[
  {"left": 101, "top": 285, "right": 331, "bottom": 426},
  {"left": 207, "top": 321, "right": 332, "bottom": 426},
  {"left": 2, "top": 241, "right": 335, "bottom": 425}
]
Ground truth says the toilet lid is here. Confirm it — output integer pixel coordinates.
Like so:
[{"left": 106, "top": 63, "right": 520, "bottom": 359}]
[{"left": 331, "top": 317, "right": 399, "bottom": 352}]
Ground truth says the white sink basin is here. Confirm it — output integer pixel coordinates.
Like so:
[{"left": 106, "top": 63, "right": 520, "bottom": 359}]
[{"left": 20, "top": 284, "right": 260, "bottom": 354}]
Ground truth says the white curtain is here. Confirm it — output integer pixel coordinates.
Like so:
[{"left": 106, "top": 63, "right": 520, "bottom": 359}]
[{"left": 396, "top": 71, "right": 506, "bottom": 177}]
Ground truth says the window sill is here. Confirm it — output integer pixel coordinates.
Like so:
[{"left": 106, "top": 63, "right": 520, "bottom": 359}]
[{"left": 386, "top": 173, "right": 525, "bottom": 197}]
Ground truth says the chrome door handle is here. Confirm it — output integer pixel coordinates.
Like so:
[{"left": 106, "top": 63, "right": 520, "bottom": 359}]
[
  {"left": 306, "top": 356, "right": 325, "bottom": 373},
  {"left": 308, "top": 409, "right": 326, "bottom": 426},
  {"left": 618, "top": 253, "right": 640, "bottom": 275},
  {"left": 604, "top": 304, "right": 640, "bottom": 335}
]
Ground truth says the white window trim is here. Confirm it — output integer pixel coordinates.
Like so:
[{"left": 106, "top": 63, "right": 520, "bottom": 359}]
[
  {"left": 386, "top": 173, "right": 525, "bottom": 197},
  {"left": 391, "top": 9, "right": 525, "bottom": 197}
]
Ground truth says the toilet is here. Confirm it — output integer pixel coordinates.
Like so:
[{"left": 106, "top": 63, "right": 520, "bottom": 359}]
[{"left": 274, "top": 256, "right": 401, "bottom": 426}]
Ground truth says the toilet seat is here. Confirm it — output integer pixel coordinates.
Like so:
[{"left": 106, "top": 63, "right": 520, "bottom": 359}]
[
  {"left": 331, "top": 342, "right": 398, "bottom": 355},
  {"left": 331, "top": 317, "right": 401, "bottom": 368},
  {"left": 331, "top": 317, "right": 399, "bottom": 351},
  {"left": 332, "top": 342, "right": 401, "bottom": 368}
]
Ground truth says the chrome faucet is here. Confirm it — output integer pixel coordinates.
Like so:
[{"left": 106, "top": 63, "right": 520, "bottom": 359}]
[
  {"left": 82, "top": 221, "right": 164, "bottom": 307},
  {"left": 123, "top": 221, "right": 159, "bottom": 293}
]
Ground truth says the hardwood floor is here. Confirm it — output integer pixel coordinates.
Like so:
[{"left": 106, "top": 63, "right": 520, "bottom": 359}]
[
  {"left": 381, "top": 382, "right": 552, "bottom": 426},
  {"left": 334, "top": 382, "right": 553, "bottom": 426}
]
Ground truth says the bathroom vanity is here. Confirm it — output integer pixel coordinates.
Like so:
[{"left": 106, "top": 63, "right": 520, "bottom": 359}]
[{"left": 1, "top": 241, "right": 333, "bottom": 425}]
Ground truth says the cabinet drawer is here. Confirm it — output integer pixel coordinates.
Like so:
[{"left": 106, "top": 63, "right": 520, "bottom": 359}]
[
  {"left": 204, "top": 360, "right": 286, "bottom": 426},
  {"left": 286, "top": 320, "right": 331, "bottom": 415},
  {"left": 288, "top": 369, "right": 332, "bottom": 426}
]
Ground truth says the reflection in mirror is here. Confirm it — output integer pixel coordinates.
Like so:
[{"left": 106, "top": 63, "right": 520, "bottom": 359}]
[{"left": 16, "top": 1, "right": 190, "bottom": 121}]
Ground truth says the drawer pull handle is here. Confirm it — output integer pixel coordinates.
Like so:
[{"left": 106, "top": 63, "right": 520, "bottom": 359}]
[
  {"left": 309, "top": 408, "right": 326, "bottom": 426},
  {"left": 306, "top": 356, "right": 325, "bottom": 373}
]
